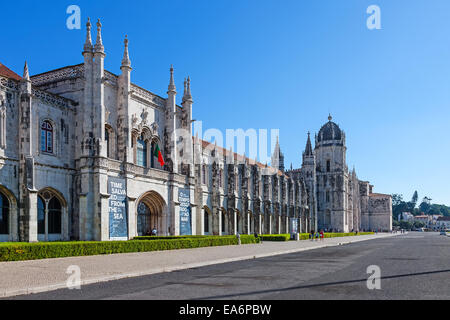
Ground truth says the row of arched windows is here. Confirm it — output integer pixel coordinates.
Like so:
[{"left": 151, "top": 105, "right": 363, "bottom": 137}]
[
  {"left": 0, "top": 188, "right": 63, "bottom": 237},
  {"left": 133, "top": 134, "right": 159, "bottom": 168}
]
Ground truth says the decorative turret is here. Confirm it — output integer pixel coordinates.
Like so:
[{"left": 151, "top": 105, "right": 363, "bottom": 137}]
[
  {"left": 165, "top": 65, "right": 178, "bottom": 173},
  {"left": 21, "top": 61, "right": 31, "bottom": 94},
  {"left": 83, "top": 18, "right": 93, "bottom": 53},
  {"left": 304, "top": 132, "right": 313, "bottom": 156},
  {"left": 168, "top": 65, "right": 176, "bottom": 94},
  {"left": 271, "top": 136, "right": 285, "bottom": 172},
  {"left": 94, "top": 19, "right": 104, "bottom": 54},
  {"left": 121, "top": 35, "right": 131, "bottom": 69}
]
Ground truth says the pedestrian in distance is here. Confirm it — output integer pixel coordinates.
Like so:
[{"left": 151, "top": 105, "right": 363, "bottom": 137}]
[
  {"left": 320, "top": 229, "right": 324, "bottom": 241},
  {"left": 151, "top": 227, "right": 157, "bottom": 236}
]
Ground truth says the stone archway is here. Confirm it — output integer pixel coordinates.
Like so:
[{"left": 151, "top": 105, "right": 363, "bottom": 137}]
[
  {"left": 136, "top": 191, "right": 166, "bottom": 236},
  {"left": 37, "top": 187, "right": 68, "bottom": 241},
  {"left": 0, "top": 185, "right": 18, "bottom": 242}
]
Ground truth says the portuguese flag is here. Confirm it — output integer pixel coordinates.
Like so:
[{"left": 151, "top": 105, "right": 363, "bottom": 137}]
[{"left": 154, "top": 143, "right": 165, "bottom": 167}]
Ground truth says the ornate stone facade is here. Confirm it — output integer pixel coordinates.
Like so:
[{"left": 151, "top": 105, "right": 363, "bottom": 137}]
[
  {"left": 286, "top": 115, "right": 392, "bottom": 233},
  {"left": 0, "top": 20, "right": 390, "bottom": 243}
]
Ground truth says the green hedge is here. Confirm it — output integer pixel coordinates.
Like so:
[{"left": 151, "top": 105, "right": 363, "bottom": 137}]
[
  {"left": 260, "top": 232, "right": 375, "bottom": 241},
  {"left": 0, "top": 235, "right": 259, "bottom": 262},
  {"left": 259, "top": 234, "right": 291, "bottom": 241},
  {"left": 133, "top": 235, "right": 212, "bottom": 240}
]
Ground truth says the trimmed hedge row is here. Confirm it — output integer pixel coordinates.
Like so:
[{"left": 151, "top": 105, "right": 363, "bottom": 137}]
[
  {"left": 0, "top": 235, "right": 259, "bottom": 262},
  {"left": 133, "top": 235, "right": 210, "bottom": 240},
  {"left": 260, "top": 232, "right": 375, "bottom": 241},
  {"left": 259, "top": 234, "right": 291, "bottom": 241}
]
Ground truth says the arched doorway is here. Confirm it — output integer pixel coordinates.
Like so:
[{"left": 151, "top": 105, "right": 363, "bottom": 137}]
[
  {"left": 136, "top": 191, "right": 166, "bottom": 236},
  {"left": 37, "top": 188, "right": 66, "bottom": 241}
]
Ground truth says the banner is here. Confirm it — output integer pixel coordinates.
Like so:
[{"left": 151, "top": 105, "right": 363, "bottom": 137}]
[
  {"left": 179, "top": 188, "right": 192, "bottom": 235},
  {"left": 108, "top": 177, "right": 128, "bottom": 240},
  {"left": 290, "top": 218, "right": 298, "bottom": 234}
]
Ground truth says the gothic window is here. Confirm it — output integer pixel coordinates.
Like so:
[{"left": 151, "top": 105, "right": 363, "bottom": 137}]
[
  {"left": 219, "top": 169, "right": 222, "bottom": 188},
  {"left": 202, "top": 165, "right": 206, "bottom": 185},
  {"left": 326, "top": 191, "right": 330, "bottom": 203},
  {"left": 204, "top": 209, "right": 209, "bottom": 233},
  {"left": 105, "top": 128, "right": 110, "bottom": 158},
  {"left": 48, "top": 197, "right": 62, "bottom": 234},
  {"left": 37, "top": 191, "right": 63, "bottom": 238},
  {"left": 151, "top": 141, "right": 156, "bottom": 168},
  {"left": 0, "top": 191, "right": 9, "bottom": 235},
  {"left": 221, "top": 211, "right": 226, "bottom": 233},
  {"left": 41, "top": 120, "right": 53, "bottom": 153},
  {"left": 0, "top": 106, "right": 6, "bottom": 149},
  {"left": 38, "top": 196, "right": 45, "bottom": 234},
  {"left": 137, "top": 135, "right": 147, "bottom": 167},
  {"left": 327, "top": 160, "right": 331, "bottom": 172}
]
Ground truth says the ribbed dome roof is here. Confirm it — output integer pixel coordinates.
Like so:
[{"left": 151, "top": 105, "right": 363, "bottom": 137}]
[{"left": 318, "top": 115, "right": 342, "bottom": 142}]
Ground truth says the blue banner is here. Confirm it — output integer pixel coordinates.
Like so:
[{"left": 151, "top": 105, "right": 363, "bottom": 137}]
[
  {"left": 179, "top": 188, "right": 192, "bottom": 235},
  {"left": 108, "top": 177, "right": 128, "bottom": 240}
]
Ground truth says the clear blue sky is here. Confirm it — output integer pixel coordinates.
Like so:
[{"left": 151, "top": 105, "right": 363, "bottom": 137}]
[{"left": 2, "top": 0, "right": 450, "bottom": 205}]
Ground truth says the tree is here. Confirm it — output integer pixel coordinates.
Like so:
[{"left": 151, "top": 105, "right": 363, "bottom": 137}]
[
  {"left": 411, "top": 191, "right": 419, "bottom": 206},
  {"left": 392, "top": 194, "right": 404, "bottom": 206},
  {"left": 413, "top": 221, "right": 425, "bottom": 229},
  {"left": 419, "top": 197, "right": 432, "bottom": 214}
]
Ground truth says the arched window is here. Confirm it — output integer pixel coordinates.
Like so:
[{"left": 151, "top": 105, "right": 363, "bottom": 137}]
[
  {"left": 48, "top": 197, "right": 62, "bottom": 234},
  {"left": 41, "top": 120, "right": 53, "bottom": 153},
  {"left": 150, "top": 141, "right": 156, "bottom": 168},
  {"left": 221, "top": 211, "right": 226, "bottom": 233},
  {"left": 38, "top": 196, "right": 45, "bottom": 234},
  {"left": 0, "top": 191, "right": 9, "bottom": 235},
  {"left": 105, "top": 128, "right": 110, "bottom": 158},
  {"left": 202, "top": 165, "right": 206, "bottom": 185},
  {"left": 136, "top": 135, "right": 147, "bottom": 167},
  {"left": 204, "top": 209, "right": 209, "bottom": 233},
  {"left": 38, "top": 191, "right": 63, "bottom": 240},
  {"left": 326, "top": 160, "right": 331, "bottom": 172}
]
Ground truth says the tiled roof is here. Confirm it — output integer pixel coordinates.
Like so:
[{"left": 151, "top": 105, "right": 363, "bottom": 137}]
[
  {"left": 195, "top": 137, "right": 287, "bottom": 177},
  {"left": 369, "top": 193, "right": 391, "bottom": 198},
  {"left": 0, "top": 63, "right": 21, "bottom": 81}
]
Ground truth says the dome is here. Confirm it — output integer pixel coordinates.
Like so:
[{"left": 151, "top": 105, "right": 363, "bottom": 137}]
[{"left": 317, "top": 115, "right": 342, "bottom": 142}]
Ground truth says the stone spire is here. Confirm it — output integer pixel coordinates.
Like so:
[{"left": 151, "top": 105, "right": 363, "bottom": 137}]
[
  {"left": 328, "top": 113, "right": 332, "bottom": 121},
  {"left": 121, "top": 35, "right": 131, "bottom": 68},
  {"left": 187, "top": 76, "right": 193, "bottom": 101},
  {"left": 23, "top": 61, "right": 30, "bottom": 81},
  {"left": 271, "top": 136, "right": 285, "bottom": 172},
  {"left": 304, "top": 131, "right": 313, "bottom": 156},
  {"left": 83, "top": 18, "right": 93, "bottom": 52},
  {"left": 168, "top": 65, "right": 176, "bottom": 93},
  {"left": 94, "top": 19, "right": 104, "bottom": 53}
]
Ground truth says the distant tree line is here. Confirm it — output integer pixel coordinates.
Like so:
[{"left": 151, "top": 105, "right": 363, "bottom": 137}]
[{"left": 391, "top": 191, "right": 450, "bottom": 221}]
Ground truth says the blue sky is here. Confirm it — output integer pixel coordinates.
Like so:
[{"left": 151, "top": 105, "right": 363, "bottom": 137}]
[{"left": 2, "top": 0, "right": 450, "bottom": 205}]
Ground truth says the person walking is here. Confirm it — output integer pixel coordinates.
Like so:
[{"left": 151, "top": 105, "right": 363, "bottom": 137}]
[{"left": 320, "top": 229, "right": 324, "bottom": 241}]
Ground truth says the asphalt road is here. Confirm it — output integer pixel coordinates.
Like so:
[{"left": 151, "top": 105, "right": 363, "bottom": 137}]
[{"left": 9, "top": 232, "right": 450, "bottom": 300}]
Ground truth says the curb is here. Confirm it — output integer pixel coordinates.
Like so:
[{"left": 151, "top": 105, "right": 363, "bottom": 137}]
[{"left": 1, "top": 233, "right": 399, "bottom": 298}]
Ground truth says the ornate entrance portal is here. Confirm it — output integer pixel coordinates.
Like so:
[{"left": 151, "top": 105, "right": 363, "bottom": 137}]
[{"left": 136, "top": 191, "right": 166, "bottom": 236}]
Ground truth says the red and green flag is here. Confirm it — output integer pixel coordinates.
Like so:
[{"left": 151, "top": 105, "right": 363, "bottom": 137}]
[{"left": 154, "top": 143, "right": 165, "bottom": 167}]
